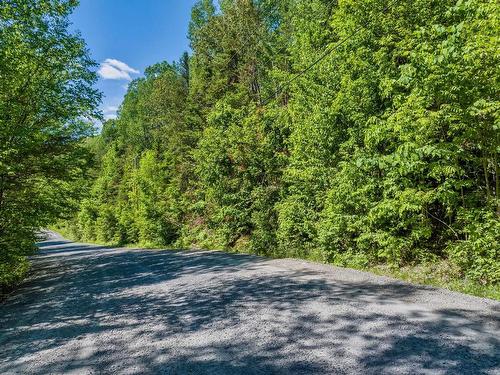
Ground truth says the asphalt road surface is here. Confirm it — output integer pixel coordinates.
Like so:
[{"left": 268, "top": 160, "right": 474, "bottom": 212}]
[{"left": 1, "top": 233, "right": 499, "bottom": 374}]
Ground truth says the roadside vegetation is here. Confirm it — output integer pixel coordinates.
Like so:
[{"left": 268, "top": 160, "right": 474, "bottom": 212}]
[
  {"left": 0, "top": 0, "right": 100, "bottom": 295},
  {"left": 2, "top": 0, "right": 499, "bottom": 299}
]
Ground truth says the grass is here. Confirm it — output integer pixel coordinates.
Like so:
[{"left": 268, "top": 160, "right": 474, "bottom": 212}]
[
  {"left": 49, "top": 224, "right": 499, "bottom": 301},
  {"left": 367, "top": 263, "right": 500, "bottom": 300}
]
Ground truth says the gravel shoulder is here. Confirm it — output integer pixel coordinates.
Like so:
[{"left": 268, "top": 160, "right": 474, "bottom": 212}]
[{"left": 1, "top": 233, "right": 499, "bottom": 374}]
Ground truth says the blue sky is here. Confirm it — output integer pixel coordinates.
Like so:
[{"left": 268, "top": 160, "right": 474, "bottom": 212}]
[{"left": 70, "top": 0, "right": 199, "bottom": 122}]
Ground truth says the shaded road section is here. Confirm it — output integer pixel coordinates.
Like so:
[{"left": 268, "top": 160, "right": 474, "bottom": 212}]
[{"left": 1, "top": 233, "right": 499, "bottom": 374}]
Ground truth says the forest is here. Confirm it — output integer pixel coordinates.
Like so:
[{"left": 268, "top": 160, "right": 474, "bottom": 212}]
[{"left": 1, "top": 0, "right": 499, "bottom": 297}]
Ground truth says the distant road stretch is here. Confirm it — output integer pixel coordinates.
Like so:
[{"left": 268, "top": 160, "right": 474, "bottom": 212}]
[{"left": 1, "top": 232, "right": 499, "bottom": 374}]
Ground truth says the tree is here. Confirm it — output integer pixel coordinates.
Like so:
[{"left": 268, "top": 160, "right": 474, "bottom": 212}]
[{"left": 0, "top": 0, "right": 100, "bottom": 289}]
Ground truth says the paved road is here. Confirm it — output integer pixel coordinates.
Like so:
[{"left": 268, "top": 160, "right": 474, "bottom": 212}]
[{"left": 0, "top": 234, "right": 499, "bottom": 374}]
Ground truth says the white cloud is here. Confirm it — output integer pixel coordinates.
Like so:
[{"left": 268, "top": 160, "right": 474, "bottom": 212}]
[
  {"left": 98, "top": 58, "right": 140, "bottom": 81},
  {"left": 105, "top": 59, "right": 139, "bottom": 74}
]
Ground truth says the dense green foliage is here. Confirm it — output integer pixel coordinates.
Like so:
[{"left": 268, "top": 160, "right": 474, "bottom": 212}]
[
  {"left": 0, "top": 0, "right": 100, "bottom": 290},
  {"left": 65, "top": 0, "right": 498, "bottom": 288}
]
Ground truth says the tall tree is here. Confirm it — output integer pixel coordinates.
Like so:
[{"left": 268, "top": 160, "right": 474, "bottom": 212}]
[{"left": 0, "top": 0, "right": 100, "bottom": 289}]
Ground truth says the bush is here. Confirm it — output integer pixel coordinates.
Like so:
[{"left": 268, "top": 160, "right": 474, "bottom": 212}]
[
  {"left": 0, "top": 231, "right": 37, "bottom": 295},
  {"left": 448, "top": 209, "right": 500, "bottom": 285}
]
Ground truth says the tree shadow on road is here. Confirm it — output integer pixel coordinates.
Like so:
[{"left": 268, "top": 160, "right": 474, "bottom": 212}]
[{"left": 0, "top": 240, "right": 498, "bottom": 374}]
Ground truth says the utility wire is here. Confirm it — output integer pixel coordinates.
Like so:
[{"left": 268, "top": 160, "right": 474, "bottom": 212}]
[
  {"left": 210, "top": 0, "right": 396, "bottom": 109},
  {"left": 225, "top": 0, "right": 337, "bottom": 84},
  {"left": 260, "top": 0, "right": 397, "bottom": 106},
  {"left": 206, "top": 0, "right": 337, "bottom": 107}
]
